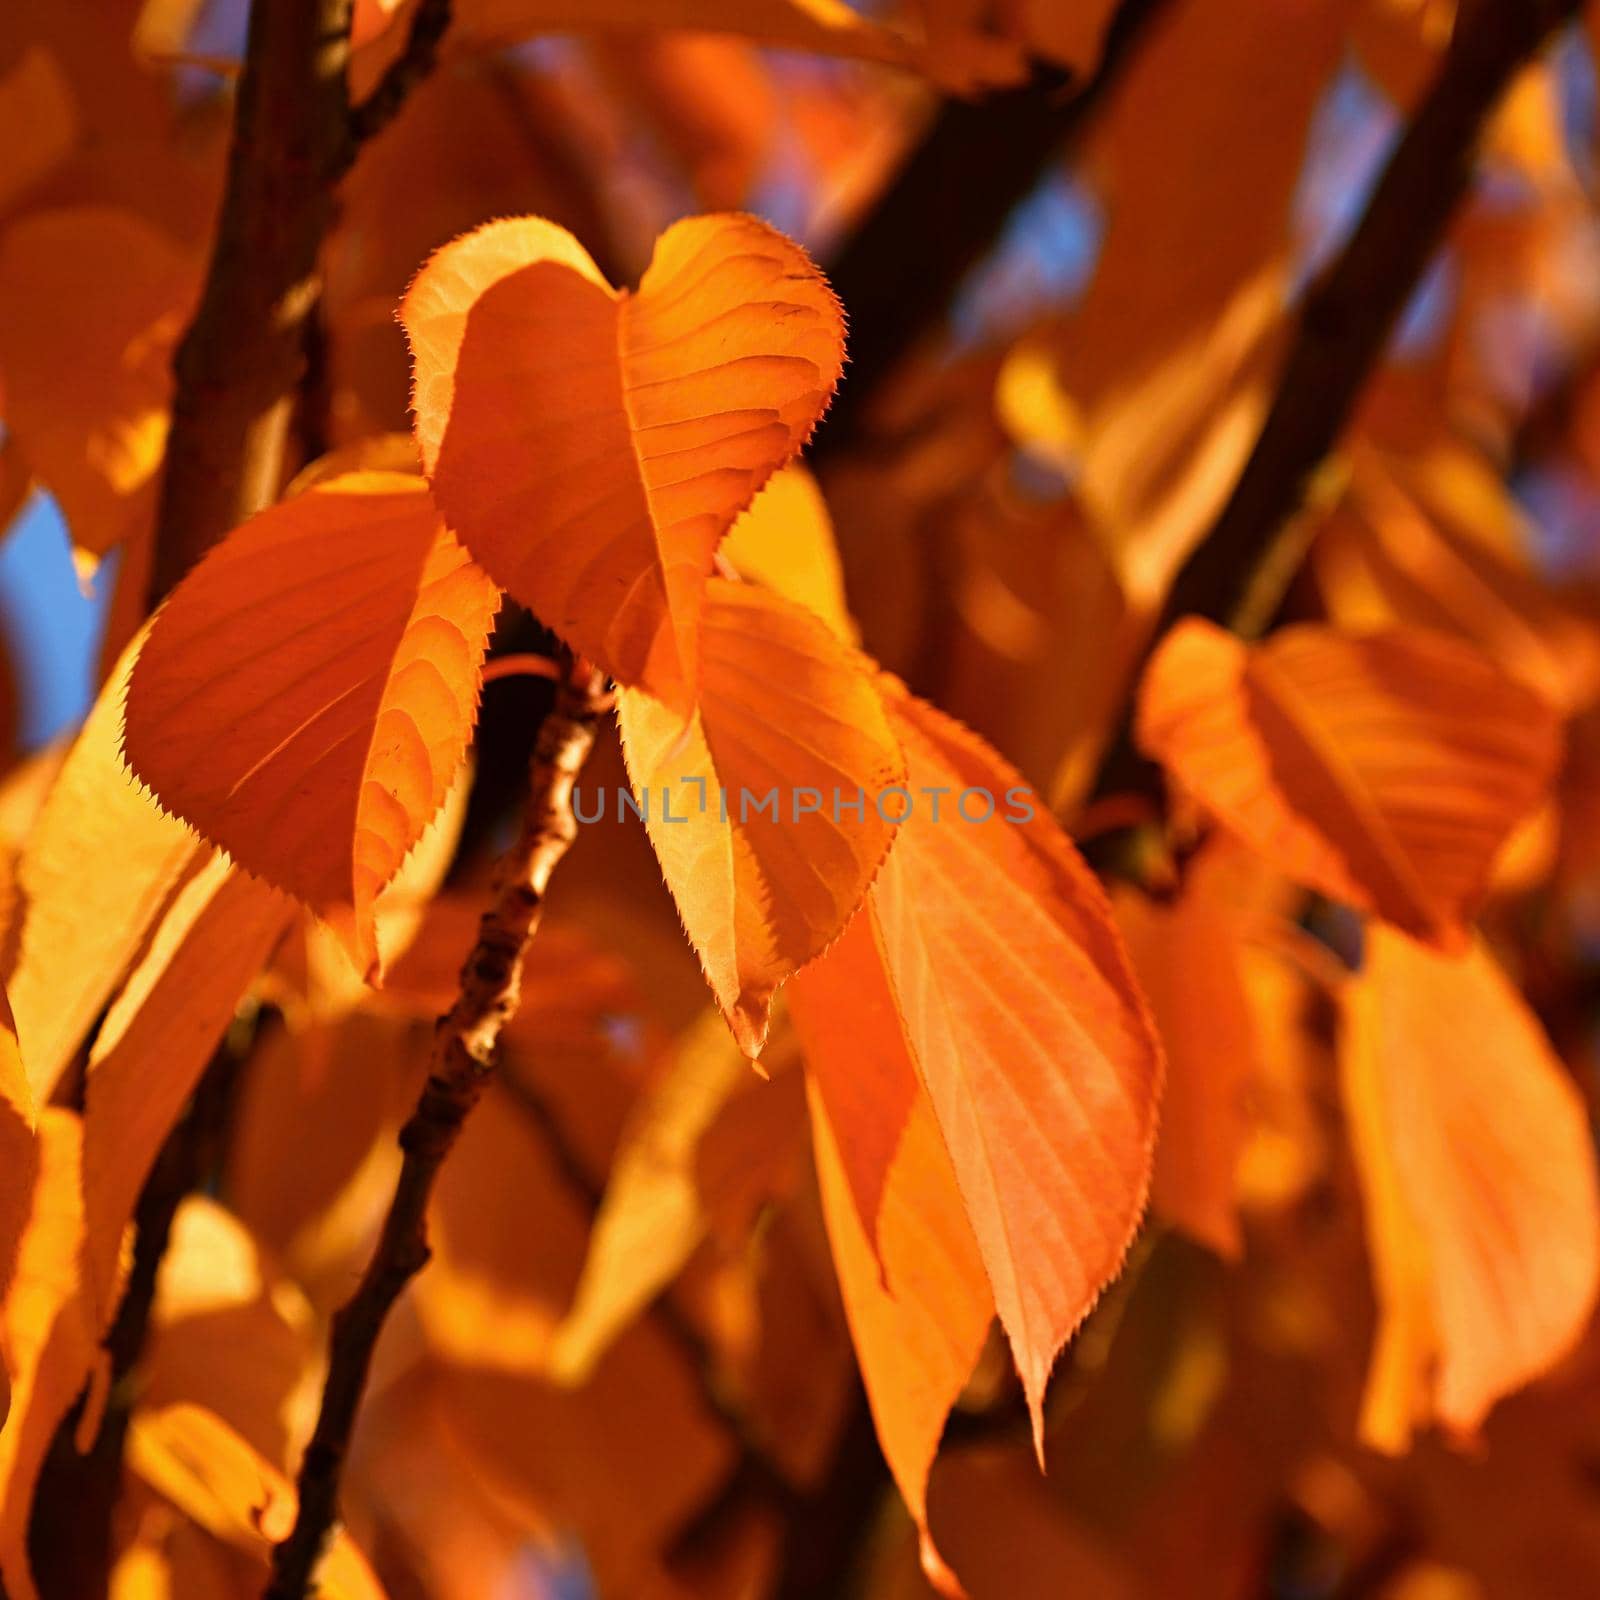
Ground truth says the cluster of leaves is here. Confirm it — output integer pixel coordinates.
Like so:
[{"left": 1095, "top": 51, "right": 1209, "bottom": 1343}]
[{"left": 2, "top": 1, "right": 1600, "bottom": 1598}]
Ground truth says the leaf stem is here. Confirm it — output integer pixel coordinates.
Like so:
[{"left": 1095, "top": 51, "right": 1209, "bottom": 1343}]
[{"left": 263, "top": 651, "right": 609, "bottom": 1600}]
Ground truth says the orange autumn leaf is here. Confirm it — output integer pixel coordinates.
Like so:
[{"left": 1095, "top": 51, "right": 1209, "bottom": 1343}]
[
  {"left": 797, "top": 687, "right": 1162, "bottom": 1456},
  {"left": 0, "top": 984, "right": 35, "bottom": 1321},
  {"left": 1342, "top": 926, "right": 1600, "bottom": 1452},
  {"left": 0, "top": 206, "right": 196, "bottom": 562},
  {"left": 416, "top": 1084, "right": 735, "bottom": 1593},
  {"left": 1112, "top": 845, "right": 1260, "bottom": 1260},
  {"left": 0, "top": 46, "right": 76, "bottom": 215},
  {"left": 1314, "top": 452, "right": 1600, "bottom": 714},
  {"left": 403, "top": 213, "right": 844, "bottom": 709},
  {"left": 718, "top": 463, "right": 856, "bottom": 643},
  {"left": 617, "top": 579, "right": 904, "bottom": 1055},
  {"left": 81, "top": 859, "right": 291, "bottom": 1331},
  {"left": 0, "top": 1112, "right": 98, "bottom": 1600},
  {"left": 124, "top": 472, "right": 501, "bottom": 978},
  {"left": 3, "top": 631, "right": 203, "bottom": 1101},
  {"left": 1136, "top": 620, "right": 1562, "bottom": 950},
  {"left": 126, "top": 1402, "right": 387, "bottom": 1599},
  {"left": 547, "top": 1008, "right": 751, "bottom": 1384},
  {"left": 807, "top": 1058, "right": 993, "bottom": 1597}
]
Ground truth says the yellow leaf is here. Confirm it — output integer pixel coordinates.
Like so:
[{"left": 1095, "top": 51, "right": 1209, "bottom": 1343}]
[
  {"left": 2, "top": 631, "right": 202, "bottom": 1101},
  {"left": 1113, "top": 844, "right": 1260, "bottom": 1260},
  {"left": 127, "top": 1402, "right": 386, "bottom": 1599},
  {"left": 123, "top": 472, "right": 501, "bottom": 978},
  {"left": 718, "top": 463, "right": 855, "bottom": 643},
  {"left": 0, "top": 983, "right": 36, "bottom": 1316},
  {"left": 403, "top": 213, "right": 844, "bottom": 708},
  {"left": 1342, "top": 927, "right": 1600, "bottom": 1450},
  {"left": 82, "top": 860, "right": 291, "bottom": 1331},
  {"left": 547, "top": 1008, "right": 750, "bottom": 1384},
  {"left": 617, "top": 579, "right": 904, "bottom": 1055},
  {"left": 0, "top": 1111, "right": 97, "bottom": 1600},
  {"left": 1137, "top": 620, "right": 1563, "bottom": 950}
]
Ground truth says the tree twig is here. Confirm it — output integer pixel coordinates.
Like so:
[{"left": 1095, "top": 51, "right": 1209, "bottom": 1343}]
[
  {"left": 348, "top": 0, "right": 454, "bottom": 154},
  {"left": 150, "top": 0, "right": 452, "bottom": 602},
  {"left": 1087, "top": 0, "right": 1584, "bottom": 820},
  {"left": 264, "top": 652, "right": 609, "bottom": 1600},
  {"left": 816, "top": 0, "right": 1174, "bottom": 454}
]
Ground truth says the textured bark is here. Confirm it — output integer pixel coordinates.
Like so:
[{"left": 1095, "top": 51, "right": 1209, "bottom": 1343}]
[{"left": 264, "top": 656, "right": 609, "bottom": 1600}]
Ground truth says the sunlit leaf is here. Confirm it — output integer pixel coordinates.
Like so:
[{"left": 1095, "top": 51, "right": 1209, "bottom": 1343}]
[
  {"left": 0, "top": 1112, "right": 97, "bottom": 1600},
  {"left": 81, "top": 860, "right": 291, "bottom": 1331},
  {"left": 0, "top": 206, "right": 195, "bottom": 562},
  {"left": 1342, "top": 927, "right": 1600, "bottom": 1451},
  {"left": 617, "top": 579, "right": 904, "bottom": 1055},
  {"left": 808, "top": 1054, "right": 992, "bottom": 1596},
  {"left": 3, "top": 631, "right": 203, "bottom": 1101},
  {"left": 1137, "top": 620, "right": 1563, "bottom": 949},
  {"left": 124, "top": 472, "right": 500, "bottom": 978},
  {"left": 796, "top": 685, "right": 1162, "bottom": 1456},
  {"left": 404, "top": 213, "right": 843, "bottom": 709}
]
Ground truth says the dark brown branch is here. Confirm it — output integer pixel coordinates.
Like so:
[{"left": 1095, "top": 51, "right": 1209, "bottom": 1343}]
[
  {"left": 264, "top": 653, "right": 609, "bottom": 1600},
  {"left": 149, "top": 0, "right": 452, "bottom": 603},
  {"left": 1088, "top": 0, "right": 1584, "bottom": 817},
  {"left": 348, "top": 0, "right": 454, "bottom": 154},
  {"left": 148, "top": 0, "right": 357, "bottom": 602},
  {"left": 816, "top": 0, "right": 1174, "bottom": 454}
]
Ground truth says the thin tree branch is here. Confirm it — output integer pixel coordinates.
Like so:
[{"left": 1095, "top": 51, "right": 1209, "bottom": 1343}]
[
  {"left": 148, "top": 0, "right": 356, "bottom": 602},
  {"left": 1087, "top": 0, "right": 1584, "bottom": 821},
  {"left": 347, "top": 0, "right": 454, "bottom": 155},
  {"left": 265, "top": 653, "right": 609, "bottom": 1600},
  {"left": 35, "top": 0, "right": 458, "bottom": 1568},
  {"left": 149, "top": 0, "right": 451, "bottom": 602},
  {"left": 816, "top": 0, "right": 1174, "bottom": 454}
]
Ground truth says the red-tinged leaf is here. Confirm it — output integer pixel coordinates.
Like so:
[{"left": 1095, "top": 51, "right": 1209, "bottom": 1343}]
[
  {"left": 81, "top": 859, "right": 291, "bottom": 1331},
  {"left": 123, "top": 472, "right": 501, "bottom": 978},
  {"left": 797, "top": 686, "right": 1162, "bottom": 1458},
  {"left": 0, "top": 1112, "right": 97, "bottom": 1600},
  {"left": 1342, "top": 926, "right": 1600, "bottom": 1451},
  {"left": 617, "top": 579, "right": 904, "bottom": 1055},
  {"left": 403, "top": 213, "right": 844, "bottom": 709},
  {"left": 807, "top": 1060, "right": 993, "bottom": 1597},
  {"left": 2, "top": 632, "right": 203, "bottom": 1101},
  {"left": 1136, "top": 620, "right": 1563, "bottom": 951}
]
